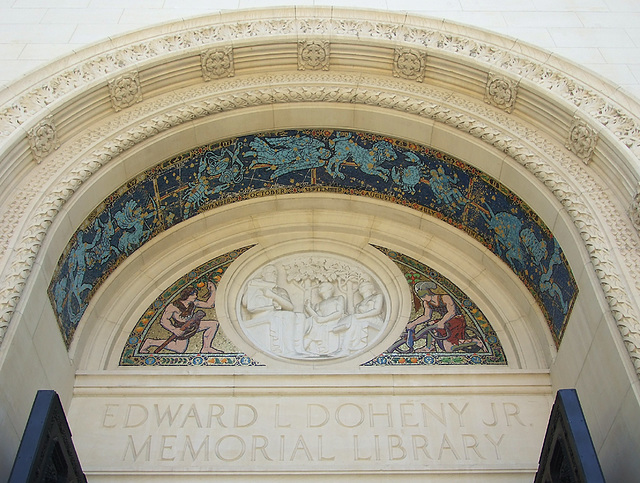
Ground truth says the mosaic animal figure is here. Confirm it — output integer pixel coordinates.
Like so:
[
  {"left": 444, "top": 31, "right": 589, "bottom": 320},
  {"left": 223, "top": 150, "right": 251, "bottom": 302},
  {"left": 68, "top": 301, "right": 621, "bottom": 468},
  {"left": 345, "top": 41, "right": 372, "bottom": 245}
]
[
  {"left": 520, "top": 228, "right": 547, "bottom": 266},
  {"left": 427, "top": 166, "right": 467, "bottom": 207},
  {"left": 326, "top": 132, "right": 394, "bottom": 180},
  {"left": 480, "top": 203, "right": 525, "bottom": 268},
  {"left": 86, "top": 214, "right": 117, "bottom": 266},
  {"left": 204, "top": 147, "right": 244, "bottom": 193},
  {"left": 246, "top": 135, "right": 331, "bottom": 179},
  {"left": 391, "top": 153, "right": 423, "bottom": 193},
  {"left": 539, "top": 241, "right": 568, "bottom": 313},
  {"left": 64, "top": 231, "right": 95, "bottom": 326},
  {"left": 114, "top": 199, "right": 154, "bottom": 254}
]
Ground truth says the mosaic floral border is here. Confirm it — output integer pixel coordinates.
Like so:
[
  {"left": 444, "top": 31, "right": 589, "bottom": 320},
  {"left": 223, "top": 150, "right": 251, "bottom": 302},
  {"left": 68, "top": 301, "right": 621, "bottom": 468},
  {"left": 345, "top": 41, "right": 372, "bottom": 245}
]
[{"left": 49, "top": 130, "right": 577, "bottom": 348}]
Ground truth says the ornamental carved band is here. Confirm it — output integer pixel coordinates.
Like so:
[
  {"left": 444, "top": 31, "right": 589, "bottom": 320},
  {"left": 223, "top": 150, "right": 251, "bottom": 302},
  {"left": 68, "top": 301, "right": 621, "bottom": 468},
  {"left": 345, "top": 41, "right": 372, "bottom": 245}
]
[
  {"left": 566, "top": 117, "right": 598, "bottom": 165},
  {"left": 108, "top": 72, "right": 142, "bottom": 112},
  {"left": 630, "top": 186, "right": 640, "bottom": 232},
  {"left": 393, "top": 48, "right": 427, "bottom": 82},
  {"left": 27, "top": 116, "right": 59, "bottom": 163},
  {"left": 201, "top": 47, "right": 235, "bottom": 81},
  {"left": 485, "top": 74, "right": 518, "bottom": 113},
  {"left": 298, "top": 41, "right": 330, "bottom": 71}
]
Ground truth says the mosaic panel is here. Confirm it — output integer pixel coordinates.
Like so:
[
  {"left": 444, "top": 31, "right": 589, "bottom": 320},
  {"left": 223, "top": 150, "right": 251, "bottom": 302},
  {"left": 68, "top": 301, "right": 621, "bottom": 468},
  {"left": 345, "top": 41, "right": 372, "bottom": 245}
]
[
  {"left": 120, "top": 246, "right": 261, "bottom": 366},
  {"left": 363, "top": 246, "right": 506, "bottom": 366},
  {"left": 50, "top": 130, "right": 577, "bottom": 348}
]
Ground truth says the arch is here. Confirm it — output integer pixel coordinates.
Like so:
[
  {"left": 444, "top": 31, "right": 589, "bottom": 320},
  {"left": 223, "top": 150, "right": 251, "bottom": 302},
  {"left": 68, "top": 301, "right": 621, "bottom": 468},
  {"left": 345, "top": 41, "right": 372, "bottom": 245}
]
[{"left": 1, "top": 7, "right": 640, "bottom": 481}]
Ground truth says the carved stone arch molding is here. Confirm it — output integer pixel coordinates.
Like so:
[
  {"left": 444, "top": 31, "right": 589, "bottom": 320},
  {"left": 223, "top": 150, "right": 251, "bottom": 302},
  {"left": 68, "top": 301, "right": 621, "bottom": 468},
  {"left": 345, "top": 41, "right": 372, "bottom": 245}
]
[{"left": 1, "top": 7, "right": 640, "bottom": 380}]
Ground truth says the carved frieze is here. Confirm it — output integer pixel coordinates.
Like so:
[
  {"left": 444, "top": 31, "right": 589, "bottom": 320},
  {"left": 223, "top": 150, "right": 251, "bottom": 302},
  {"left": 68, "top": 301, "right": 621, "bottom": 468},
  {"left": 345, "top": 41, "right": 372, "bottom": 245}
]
[
  {"left": 27, "top": 116, "right": 59, "bottom": 163},
  {"left": 566, "top": 117, "right": 598, "bottom": 164},
  {"left": 297, "top": 40, "right": 330, "bottom": 71},
  {"left": 201, "top": 47, "right": 234, "bottom": 80},
  {"left": 393, "top": 48, "right": 427, "bottom": 82},
  {"left": 484, "top": 74, "right": 517, "bottom": 113},
  {"left": 108, "top": 72, "right": 142, "bottom": 112}
]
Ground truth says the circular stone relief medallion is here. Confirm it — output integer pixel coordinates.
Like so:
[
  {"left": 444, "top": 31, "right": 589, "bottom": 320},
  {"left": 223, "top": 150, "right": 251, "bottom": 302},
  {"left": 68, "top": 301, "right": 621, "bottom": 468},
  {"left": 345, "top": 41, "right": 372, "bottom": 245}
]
[{"left": 236, "top": 254, "right": 390, "bottom": 360}]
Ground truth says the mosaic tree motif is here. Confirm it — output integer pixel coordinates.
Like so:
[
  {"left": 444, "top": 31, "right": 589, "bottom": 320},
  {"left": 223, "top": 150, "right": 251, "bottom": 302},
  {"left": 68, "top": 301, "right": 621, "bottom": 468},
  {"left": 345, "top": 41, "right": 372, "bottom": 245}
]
[
  {"left": 364, "top": 246, "right": 506, "bottom": 366},
  {"left": 120, "top": 246, "right": 260, "bottom": 367},
  {"left": 50, "top": 130, "right": 577, "bottom": 348}
]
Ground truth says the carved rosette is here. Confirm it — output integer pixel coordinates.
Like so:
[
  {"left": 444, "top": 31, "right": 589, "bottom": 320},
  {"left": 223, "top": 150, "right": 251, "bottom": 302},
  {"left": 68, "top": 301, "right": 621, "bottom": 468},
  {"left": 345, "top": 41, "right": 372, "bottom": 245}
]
[
  {"left": 108, "top": 72, "right": 142, "bottom": 112},
  {"left": 393, "top": 48, "right": 427, "bottom": 82},
  {"left": 201, "top": 47, "right": 234, "bottom": 81},
  {"left": 485, "top": 74, "right": 518, "bottom": 113},
  {"left": 298, "top": 41, "right": 330, "bottom": 71},
  {"left": 566, "top": 117, "right": 598, "bottom": 164},
  {"left": 27, "top": 116, "right": 59, "bottom": 163}
]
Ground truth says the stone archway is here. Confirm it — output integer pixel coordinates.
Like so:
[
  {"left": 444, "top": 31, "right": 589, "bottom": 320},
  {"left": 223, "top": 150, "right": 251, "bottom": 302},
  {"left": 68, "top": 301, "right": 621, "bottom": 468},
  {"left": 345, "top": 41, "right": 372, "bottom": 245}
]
[{"left": 1, "top": 7, "right": 640, "bottom": 481}]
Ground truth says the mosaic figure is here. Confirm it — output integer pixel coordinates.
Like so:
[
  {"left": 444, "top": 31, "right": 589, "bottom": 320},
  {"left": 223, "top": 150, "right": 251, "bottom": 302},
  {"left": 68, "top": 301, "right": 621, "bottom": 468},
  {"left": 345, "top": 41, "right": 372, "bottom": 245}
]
[
  {"left": 140, "top": 281, "right": 221, "bottom": 354},
  {"left": 326, "top": 132, "right": 394, "bottom": 180},
  {"left": 427, "top": 166, "right": 467, "bottom": 207},
  {"left": 391, "top": 153, "right": 422, "bottom": 193},
  {"left": 480, "top": 203, "right": 525, "bottom": 268},
  {"left": 246, "top": 135, "right": 331, "bottom": 178}
]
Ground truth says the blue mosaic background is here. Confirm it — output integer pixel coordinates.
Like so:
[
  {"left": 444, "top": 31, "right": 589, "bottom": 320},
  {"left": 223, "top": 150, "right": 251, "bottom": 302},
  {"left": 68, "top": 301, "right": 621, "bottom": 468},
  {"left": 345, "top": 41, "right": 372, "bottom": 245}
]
[{"left": 49, "top": 129, "right": 577, "bottom": 347}]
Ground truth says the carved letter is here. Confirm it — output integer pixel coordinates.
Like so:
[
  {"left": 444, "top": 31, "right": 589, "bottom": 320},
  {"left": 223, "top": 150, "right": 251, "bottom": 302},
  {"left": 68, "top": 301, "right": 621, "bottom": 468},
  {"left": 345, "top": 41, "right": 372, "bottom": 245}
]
[
  {"left": 412, "top": 434, "right": 431, "bottom": 460},
  {"left": 154, "top": 404, "right": 182, "bottom": 427},
  {"left": 215, "top": 435, "right": 246, "bottom": 462},
  {"left": 369, "top": 403, "right": 393, "bottom": 427},
  {"left": 462, "top": 434, "right": 485, "bottom": 460},
  {"left": 159, "top": 435, "right": 177, "bottom": 461},
  {"left": 275, "top": 403, "right": 291, "bottom": 428},
  {"left": 482, "top": 403, "right": 498, "bottom": 427},
  {"left": 102, "top": 404, "right": 119, "bottom": 428},
  {"left": 307, "top": 404, "right": 330, "bottom": 428},
  {"left": 400, "top": 403, "right": 419, "bottom": 427},
  {"left": 503, "top": 403, "right": 526, "bottom": 426},
  {"left": 234, "top": 404, "right": 257, "bottom": 428},
  {"left": 181, "top": 435, "right": 210, "bottom": 462},
  {"left": 181, "top": 404, "right": 203, "bottom": 428},
  {"left": 208, "top": 404, "right": 227, "bottom": 428},
  {"left": 438, "top": 434, "right": 461, "bottom": 460},
  {"left": 123, "top": 434, "right": 151, "bottom": 462},
  {"left": 318, "top": 435, "right": 335, "bottom": 461},
  {"left": 388, "top": 435, "right": 407, "bottom": 460},
  {"left": 289, "top": 435, "right": 313, "bottom": 461},
  {"left": 421, "top": 403, "right": 446, "bottom": 427},
  {"left": 336, "top": 403, "right": 365, "bottom": 428},
  {"left": 251, "top": 435, "right": 273, "bottom": 461},
  {"left": 449, "top": 402, "right": 468, "bottom": 427},
  {"left": 124, "top": 404, "right": 148, "bottom": 428},
  {"left": 485, "top": 434, "right": 505, "bottom": 460},
  {"left": 353, "top": 435, "right": 371, "bottom": 461}
]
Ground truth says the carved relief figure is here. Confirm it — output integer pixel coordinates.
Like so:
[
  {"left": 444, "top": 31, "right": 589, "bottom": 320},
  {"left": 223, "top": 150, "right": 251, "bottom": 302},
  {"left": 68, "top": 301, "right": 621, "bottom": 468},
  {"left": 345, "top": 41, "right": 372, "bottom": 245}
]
[
  {"left": 337, "top": 281, "right": 385, "bottom": 354},
  {"left": 238, "top": 256, "right": 389, "bottom": 360},
  {"left": 304, "top": 282, "right": 345, "bottom": 355},
  {"left": 241, "top": 265, "right": 306, "bottom": 356},
  {"left": 141, "top": 281, "right": 221, "bottom": 354}
]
